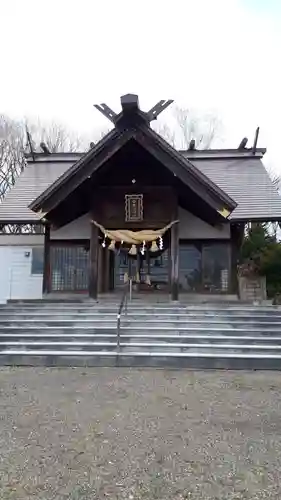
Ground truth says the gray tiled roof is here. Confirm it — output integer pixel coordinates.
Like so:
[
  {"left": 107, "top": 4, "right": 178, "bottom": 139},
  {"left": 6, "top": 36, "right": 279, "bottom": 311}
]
[
  {"left": 186, "top": 157, "right": 281, "bottom": 221},
  {"left": 0, "top": 153, "right": 281, "bottom": 222},
  {"left": 0, "top": 160, "right": 71, "bottom": 222}
]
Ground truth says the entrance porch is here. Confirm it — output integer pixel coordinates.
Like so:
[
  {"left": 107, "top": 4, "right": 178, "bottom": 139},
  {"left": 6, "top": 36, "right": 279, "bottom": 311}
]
[{"left": 45, "top": 237, "right": 233, "bottom": 299}]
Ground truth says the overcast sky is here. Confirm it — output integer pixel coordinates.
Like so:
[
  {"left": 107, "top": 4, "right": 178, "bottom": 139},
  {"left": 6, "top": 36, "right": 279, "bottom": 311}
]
[{"left": 1, "top": 0, "right": 280, "bottom": 174}]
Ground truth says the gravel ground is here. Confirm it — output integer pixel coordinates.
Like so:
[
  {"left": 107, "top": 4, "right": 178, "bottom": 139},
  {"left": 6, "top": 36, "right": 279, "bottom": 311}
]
[{"left": 0, "top": 368, "right": 281, "bottom": 500}]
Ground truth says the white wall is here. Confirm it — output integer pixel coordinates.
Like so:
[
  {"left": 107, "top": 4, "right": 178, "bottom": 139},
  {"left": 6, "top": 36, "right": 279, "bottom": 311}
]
[
  {"left": 179, "top": 208, "right": 230, "bottom": 239},
  {"left": 0, "top": 247, "right": 11, "bottom": 304},
  {"left": 0, "top": 235, "right": 44, "bottom": 245},
  {"left": 0, "top": 239, "right": 43, "bottom": 303},
  {"left": 51, "top": 214, "right": 91, "bottom": 239}
]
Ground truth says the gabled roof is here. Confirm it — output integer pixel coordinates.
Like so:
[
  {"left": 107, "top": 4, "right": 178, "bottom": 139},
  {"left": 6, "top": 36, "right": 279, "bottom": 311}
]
[
  {"left": 184, "top": 154, "right": 281, "bottom": 221},
  {"left": 0, "top": 94, "right": 280, "bottom": 224},
  {"left": 29, "top": 128, "right": 236, "bottom": 217},
  {"left": 0, "top": 156, "right": 73, "bottom": 222},
  {"left": 0, "top": 148, "right": 280, "bottom": 223},
  {"left": 28, "top": 97, "right": 236, "bottom": 219}
]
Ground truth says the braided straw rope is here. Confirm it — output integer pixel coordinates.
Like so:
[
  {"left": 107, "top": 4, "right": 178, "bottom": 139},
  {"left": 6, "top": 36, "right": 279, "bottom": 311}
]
[{"left": 92, "top": 220, "right": 179, "bottom": 244}]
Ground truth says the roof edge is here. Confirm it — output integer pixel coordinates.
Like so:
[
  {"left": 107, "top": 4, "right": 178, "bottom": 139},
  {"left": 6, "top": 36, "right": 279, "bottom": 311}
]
[
  {"left": 230, "top": 216, "right": 281, "bottom": 223},
  {"left": 181, "top": 148, "right": 266, "bottom": 159},
  {"left": 26, "top": 148, "right": 267, "bottom": 164},
  {"left": 26, "top": 152, "right": 84, "bottom": 163},
  {"left": 28, "top": 127, "right": 122, "bottom": 212},
  {"left": 140, "top": 126, "right": 237, "bottom": 211}
]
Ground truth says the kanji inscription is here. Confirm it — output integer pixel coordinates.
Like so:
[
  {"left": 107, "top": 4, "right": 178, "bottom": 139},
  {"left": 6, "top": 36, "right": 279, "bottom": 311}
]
[{"left": 125, "top": 194, "right": 143, "bottom": 222}]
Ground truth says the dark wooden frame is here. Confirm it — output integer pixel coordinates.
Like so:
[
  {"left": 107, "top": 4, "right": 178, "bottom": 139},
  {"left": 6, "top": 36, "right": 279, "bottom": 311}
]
[
  {"left": 42, "top": 225, "right": 50, "bottom": 294},
  {"left": 89, "top": 222, "right": 99, "bottom": 299},
  {"left": 171, "top": 212, "right": 179, "bottom": 300}
]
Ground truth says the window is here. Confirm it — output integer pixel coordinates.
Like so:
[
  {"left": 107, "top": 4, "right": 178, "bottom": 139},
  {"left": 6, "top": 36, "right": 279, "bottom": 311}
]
[
  {"left": 179, "top": 244, "right": 202, "bottom": 292},
  {"left": 31, "top": 247, "right": 44, "bottom": 275},
  {"left": 179, "top": 242, "right": 230, "bottom": 292},
  {"left": 202, "top": 244, "right": 230, "bottom": 292}
]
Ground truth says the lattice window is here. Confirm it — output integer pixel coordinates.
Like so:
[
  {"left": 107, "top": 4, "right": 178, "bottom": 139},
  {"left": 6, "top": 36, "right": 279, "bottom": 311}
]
[
  {"left": 0, "top": 223, "right": 45, "bottom": 234},
  {"left": 125, "top": 194, "right": 143, "bottom": 222}
]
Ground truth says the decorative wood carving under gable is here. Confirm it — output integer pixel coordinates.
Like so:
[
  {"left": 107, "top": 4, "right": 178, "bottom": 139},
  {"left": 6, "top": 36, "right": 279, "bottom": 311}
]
[{"left": 92, "top": 186, "right": 177, "bottom": 229}]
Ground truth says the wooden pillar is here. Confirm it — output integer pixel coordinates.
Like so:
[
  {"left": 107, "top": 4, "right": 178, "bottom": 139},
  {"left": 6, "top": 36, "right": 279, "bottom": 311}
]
[
  {"left": 109, "top": 251, "right": 115, "bottom": 291},
  {"left": 98, "top": 246, "right": 103, "bottom": 293},
  {"left": 42, "top": 224, "right": 50, "bottom": 295},
  {"left": 146, "top": 250, "right": 150, "bottom": 281},
  {"left": 99, "top": 247, "right": 110, "bottom": 293},
  {"left": 170, "top": 221, "right": 179, "bottom": 301},
  {"left": 128, "top": 257, "right": 133, "bottom": 280},
  {"left": 103, "top": 248, "right": 110, "bottom": 292},
  {"left": 89, "top": 222, "right": 99, "bottom": 299},
  {"left": 230, "top": 223, "right": 245, "bottom": 295},
  {"left": 136, "top": 251, "right": 141, "bottom": 291}
]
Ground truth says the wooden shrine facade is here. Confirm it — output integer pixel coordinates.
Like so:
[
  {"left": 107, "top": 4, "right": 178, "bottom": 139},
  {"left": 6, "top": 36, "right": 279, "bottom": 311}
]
[{"left": 29, "top": 94, "right": 237, "bottom": 300}]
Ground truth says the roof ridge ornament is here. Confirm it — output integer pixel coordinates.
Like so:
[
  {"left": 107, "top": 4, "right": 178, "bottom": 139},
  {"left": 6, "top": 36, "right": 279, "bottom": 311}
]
[
  {"left": 252, "top": 127, "right": 260, "bottom": 155},
  {"left": 93, "top": 103, "right": 117, "bottom": 124},
  {"left": 94, "top": 94, "right": 173, "bottom": 125}
]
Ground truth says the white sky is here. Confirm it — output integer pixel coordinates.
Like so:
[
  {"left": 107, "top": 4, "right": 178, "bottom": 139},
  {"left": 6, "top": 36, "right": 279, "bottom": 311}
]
[{"left": 0, "top": 0, "right": 281, "bottom": 174}]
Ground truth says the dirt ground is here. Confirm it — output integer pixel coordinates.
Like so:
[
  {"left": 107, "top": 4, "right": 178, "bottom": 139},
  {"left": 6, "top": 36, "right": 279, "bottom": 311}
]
[{"left": 0, "top": 368, "right": 281, "bottom": 499}]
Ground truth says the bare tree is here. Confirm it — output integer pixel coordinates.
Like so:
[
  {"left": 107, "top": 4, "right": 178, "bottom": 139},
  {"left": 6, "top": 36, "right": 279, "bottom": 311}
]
[
  {"left": 0, "top": 115, "right": 89, "bottom": 234},
  {"left": 0, "top": 116, "right": 87, "bottom": 201},
  {"left": 26, "top": 119, "right": 83, "bottom": 153},
  {"left": 269, "top": 170, "right": 280, "bottom": 191},
  {"left": 153, "top": 104, "right": 221, "bottom": 149},
  {"left": 0, "top": 115, "right": 26, "bottom": 202}
]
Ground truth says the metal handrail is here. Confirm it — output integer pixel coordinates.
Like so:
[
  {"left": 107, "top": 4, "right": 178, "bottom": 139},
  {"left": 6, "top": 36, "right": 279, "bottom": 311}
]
[{"left": 116, "top": 280, "right": 131, "bottom": 352}]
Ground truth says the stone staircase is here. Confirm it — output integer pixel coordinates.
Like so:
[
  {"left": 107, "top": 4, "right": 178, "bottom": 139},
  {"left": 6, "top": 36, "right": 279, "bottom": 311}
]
[{"left": 1, "top": 299, "right": 281, "bottom": 369}]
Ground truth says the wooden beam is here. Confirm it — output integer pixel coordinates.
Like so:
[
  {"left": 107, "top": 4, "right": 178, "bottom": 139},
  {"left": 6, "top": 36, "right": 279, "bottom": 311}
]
[
  {"left": 42, "top": 224, "right": 50, "bottom": 294},
  {"left": 89, "top": 222, "right": 99, "bottom": 299},
  {"left": 147, "top": 99, "right": 174, "bottom": 121},
  {"left": 170, "top": 220, "right": 179, "bottom": 301},
  {"left": 252, "top": 127, "right": 260, "bottom": 155},
  {"left": 94, "top": 103, "right": 117, "bottom": 124}
]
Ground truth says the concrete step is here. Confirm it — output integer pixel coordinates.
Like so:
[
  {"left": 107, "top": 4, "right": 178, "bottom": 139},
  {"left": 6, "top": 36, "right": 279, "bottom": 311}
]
[
  {"left": 0, "top": 301, "right": 280, "bottom": 311},
  {"left": 2, "top": 333, "right": 281, "bottom": 344},
  {"left": 1, "top": 318, "right": 281, "bottom": 329},
  {"left": 1, "top": 312, "right": 281, "bottom": 321},
  {"left": 1, "top": 300, "right": 281, "bottom": 369},
  {"left": 1, "top": 341, "right": 281, "bottom": 355},
  {"left": 1, "top": 351, "right": 281, "bottom": 369},
  {"left": 2, "top": 304, "right": 280, "bottom": 312},
  {"left": 1, "top": 326, "right": 281, "bottom": 335}
]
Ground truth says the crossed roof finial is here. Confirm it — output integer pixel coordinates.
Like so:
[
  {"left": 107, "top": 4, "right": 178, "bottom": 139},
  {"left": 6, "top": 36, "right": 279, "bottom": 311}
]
[{"left": 94, "top": 94, "right": 173, "bottom": 125}]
